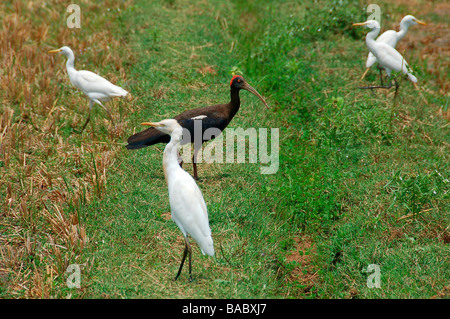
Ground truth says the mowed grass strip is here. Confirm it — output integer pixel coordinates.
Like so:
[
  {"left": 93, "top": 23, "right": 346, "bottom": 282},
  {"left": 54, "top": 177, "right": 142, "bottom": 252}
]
[{"left": 82, "top": 0, "right": 288, "bottom": 298}]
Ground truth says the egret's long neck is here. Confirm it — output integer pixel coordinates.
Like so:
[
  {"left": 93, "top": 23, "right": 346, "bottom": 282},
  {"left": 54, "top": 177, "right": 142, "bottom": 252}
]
[
  {"left": 163, "top": 128, "right": 184, "bottom": 183},
  {"left": 64, "top": 50, "right": 77, "bottom": 78},
  {"left": 365, "top": 27, "right": 381, "bottom": 54},
  {"left": 396, "top": 21, "right": 410, "bottom": 42}
]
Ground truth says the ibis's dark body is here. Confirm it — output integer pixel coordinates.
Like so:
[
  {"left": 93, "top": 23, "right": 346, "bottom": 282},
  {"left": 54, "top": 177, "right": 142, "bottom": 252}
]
[
  {"left": 126, "top": 76, "right": 268, "bottom": 179},
  {"left": 126, "top": 87, "right": 242, "bottom": 150}
]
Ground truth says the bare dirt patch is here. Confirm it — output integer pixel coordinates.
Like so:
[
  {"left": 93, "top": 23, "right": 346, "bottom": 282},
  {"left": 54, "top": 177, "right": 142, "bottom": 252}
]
[{"left": 285, "top": 236, "right": 318, "bottom": 297}]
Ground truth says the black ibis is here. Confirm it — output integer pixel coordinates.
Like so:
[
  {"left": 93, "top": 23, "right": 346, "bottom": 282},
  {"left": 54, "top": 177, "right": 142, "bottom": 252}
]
[{"left": 126, "top": 75, "right": 269, "bottom": 179}]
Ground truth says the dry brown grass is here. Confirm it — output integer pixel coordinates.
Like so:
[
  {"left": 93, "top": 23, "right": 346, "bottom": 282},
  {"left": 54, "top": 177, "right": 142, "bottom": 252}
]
[{"left": 0, "top": 0, "right": 135, "bottom": 297}]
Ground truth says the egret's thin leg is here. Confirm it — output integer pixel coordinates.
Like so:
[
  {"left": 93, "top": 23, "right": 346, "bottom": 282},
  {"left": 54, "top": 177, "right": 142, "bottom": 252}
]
[
  {"left": 187, "top": 241, "right": 193, "bottom": 282},
  {"left": 79, "top": 100, "right": 93, "bottom": 134},
  {"left": 98, "top": 101, "right": 115, "bottom": 126},
  {"left": 80, "top": 113, "right": 91, "bottom": 133},
  {"left": 192, "top": 160, "right": 197, "bottom": 181},
  {"left": 377, "top": 64, "right": 384, "bottom": 86},
  {"left": 393, "top": 78, "right": 400, "bottom": 101},
  {"left": 175, "top": 241, "right": 189, "bottom": 281}
]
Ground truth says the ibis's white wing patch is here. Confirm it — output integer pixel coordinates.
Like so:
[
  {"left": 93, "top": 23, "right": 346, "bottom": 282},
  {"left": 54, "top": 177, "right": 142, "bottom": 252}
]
[{"left": 191, "top": 115, "right": 208, "bottom": 120}]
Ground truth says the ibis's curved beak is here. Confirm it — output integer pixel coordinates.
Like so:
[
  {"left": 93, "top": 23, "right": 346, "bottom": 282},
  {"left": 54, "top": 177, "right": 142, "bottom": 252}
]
[
  {"left": 141, "top": 122, "right": 161, "bottom": 127},
  {"left": 413, "top": 18, "right": 426, "bottom": 26},
  {"left": 48, "top": 49, "right": 62, "bottom": 54},
  {"left": 352, "top": 22, "right": 368, "bottom": 26},
  {"left": 242, "top": 82, "right": 269, "bottom": 109}
]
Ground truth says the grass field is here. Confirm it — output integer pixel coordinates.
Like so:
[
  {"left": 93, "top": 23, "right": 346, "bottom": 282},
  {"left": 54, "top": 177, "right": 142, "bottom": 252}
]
[{"left": 0, "top": 0, "right": 448, "bottom": 299}]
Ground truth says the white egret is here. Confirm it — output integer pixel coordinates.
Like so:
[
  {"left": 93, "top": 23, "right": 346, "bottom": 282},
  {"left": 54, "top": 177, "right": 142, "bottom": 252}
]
[
  {"left": 361, "top": 15, "right": 426, "bottom": 82},
  {"left": 48, "top": 46, "right": 128, "bottom": 133},
  {"left": 142, "top": 119, "right": 214, "bottom": 281},
  {"left": 353, "top": 20, "right": 418, "bottom": 97}
]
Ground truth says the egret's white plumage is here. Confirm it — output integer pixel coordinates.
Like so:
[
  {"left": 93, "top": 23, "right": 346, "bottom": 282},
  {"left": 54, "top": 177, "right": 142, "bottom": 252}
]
[
  {"left": 353, "top": 20, "right": 418, "bottom": 84},
  {"left": 142, "top": 119, "right": 214, "bottom": 280},
  {"left": 365, "top": 15, "right": 426, "bottom": 69},
  {"left": 48, "top": 46, "right": 128, "bottom": 132}
]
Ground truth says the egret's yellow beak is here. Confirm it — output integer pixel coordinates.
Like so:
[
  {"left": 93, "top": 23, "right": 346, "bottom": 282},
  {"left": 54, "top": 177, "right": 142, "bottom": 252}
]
[
  {"left": 141, "top": 122, "right": 162, "bottom": 127},
  {"left": 48, "top": 49, "right": 62, "bottom": 53},
  {"left": 352, "top": 22, "right": 368, "bottom": 26},
  {"left": 413, "top": 18, "right": 426, "bottom": 26}
]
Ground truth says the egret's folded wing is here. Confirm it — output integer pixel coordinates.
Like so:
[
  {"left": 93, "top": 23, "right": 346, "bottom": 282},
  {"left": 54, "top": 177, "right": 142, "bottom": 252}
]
[
  {"left": 377, "top": 44, "right": 411, "bottom": 74},
  {"left": 77, "top": 70, "right": 110, "bottom": 84},
  {"left": 169, "top": 173, "right": 214, "bottom": 256},
  {"left": 76, "top": 70, "right": 123, "bottom": 95}
]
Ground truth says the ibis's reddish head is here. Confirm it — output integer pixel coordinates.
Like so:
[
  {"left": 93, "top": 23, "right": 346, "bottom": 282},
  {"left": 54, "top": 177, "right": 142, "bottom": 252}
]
[
  {"left": 229, "top": 75, "right": 269, "bottom": 108},
  {"left": 230, "top": 75, "right": 245, "bottom": 87}
]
